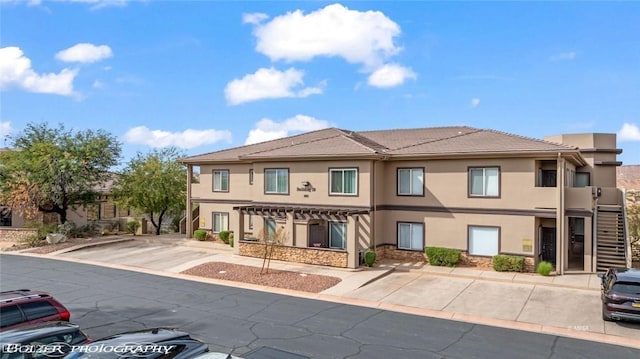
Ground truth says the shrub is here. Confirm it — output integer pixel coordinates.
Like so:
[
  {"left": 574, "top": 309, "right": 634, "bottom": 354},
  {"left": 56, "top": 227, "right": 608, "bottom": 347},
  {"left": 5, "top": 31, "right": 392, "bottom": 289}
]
[
  {"left": 425, "top": 247, "right": 461, "bottom": 267},
  {"left": 75, "top": 222, "right": 100, "bottom": 238},
  {"left": 537, "top": 261, "right": 554, "bottom": 276},
  {"left": 37, "top": 224, "right": 58, "bottom": 240},
  {"left": 492, "top": 254, "right": 525, "bottom": 272},
  {"left": 20, "top": 233, "right": 46, "bottom": 247},
  {"left": 56, "top": 222, "right": 76, "bottom": 237},
  {"left": 364, "top": 249, "right": 376, "bottom": 267},
  {"left": 218, "top": 230, "right": 230, "bottom": 244},
  {"left": 194, "top": 229, "right": 207, "bottom": 241},
  {"left": 126, "top": 221, "right": 140, "bottom": 236},
  {"left": 229, "top": 234, "right": 234, "bottom": 247}
]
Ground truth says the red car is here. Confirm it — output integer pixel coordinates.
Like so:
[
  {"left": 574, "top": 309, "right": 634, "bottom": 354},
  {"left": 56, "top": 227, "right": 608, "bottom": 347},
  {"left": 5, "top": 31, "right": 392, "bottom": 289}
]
[{"left": 0, "top": 289, "right": 71, "bottom": 331}]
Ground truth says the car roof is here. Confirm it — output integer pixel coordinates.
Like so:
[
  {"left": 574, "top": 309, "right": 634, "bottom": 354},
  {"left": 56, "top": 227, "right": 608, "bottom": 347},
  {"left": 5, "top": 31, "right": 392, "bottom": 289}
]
[
  {"left": 0, "top": 289, "right": 51, "bottom": 304},
  {"left": 0, "top": 322, "right": 80, "bottom": 343},
  {"left": 88, "top": 328, "right": 193, "bottom": 345},
  {"left": 611, "top": 267, "right": 640, "bottom": 282}
]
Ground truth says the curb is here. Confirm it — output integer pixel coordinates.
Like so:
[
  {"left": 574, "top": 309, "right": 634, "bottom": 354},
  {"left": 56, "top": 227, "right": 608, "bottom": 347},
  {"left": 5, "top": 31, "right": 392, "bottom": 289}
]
[{"left": 47, "top": 237, "right": 135, "bottom": 255}]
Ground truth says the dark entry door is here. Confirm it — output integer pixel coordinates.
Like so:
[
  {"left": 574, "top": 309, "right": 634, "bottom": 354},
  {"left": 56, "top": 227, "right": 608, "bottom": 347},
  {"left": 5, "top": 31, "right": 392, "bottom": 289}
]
[
  {"left": 309, "top": 223, "right": 326, "bottom": 247},
  {"left": 541, "top": 228, "right": 556, "bottom": 265}
]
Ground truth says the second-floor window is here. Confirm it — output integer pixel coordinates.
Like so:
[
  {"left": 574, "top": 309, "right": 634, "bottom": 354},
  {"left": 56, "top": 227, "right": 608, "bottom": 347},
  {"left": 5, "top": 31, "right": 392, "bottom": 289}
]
[
  {"left": 469, "top": 167, "right": 499, "bottom": 197},
  {"left": 213, "top": 170, "right": 229, "bottom": 192},
  {"left": 398, "top": 168, "right": 424, "bottom": 196},
  {"left": 265, "top": 169, "right": 289, "bottom": 194},
  {"left": 330, "top": 168, "right": 357, "bottom": 195},
  {"left": 575, "top": 172, "right": 590, "bottom": 187}
]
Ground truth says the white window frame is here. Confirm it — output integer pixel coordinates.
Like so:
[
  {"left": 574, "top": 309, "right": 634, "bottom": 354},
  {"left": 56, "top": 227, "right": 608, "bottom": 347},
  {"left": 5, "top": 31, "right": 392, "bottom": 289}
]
[
  {"left": 329, "top": 222, "right": 346, "bottom": 249},
  {"left": 397, "top": 222, "right": 424, "bottom": 251},
  {"left": 468, "top": 226, "right": 500, "bottom": 256},
  {"left": 469, "top": 167, "right": 500, "bottom": 197},
  {"left": 213, "top": 170, "right": 229, "bottom": 192},
  {"left": 398, "top": 168, "right": 424, "bottom": 196},
  {"left": 265, "top": 169, "right": 289, "bottom": 194},
  {"left": 212, "top": 212, "right": 229, "bottom": 233},
  {"left": 329, "top": 168, "right": 358, "bottom": 195}
]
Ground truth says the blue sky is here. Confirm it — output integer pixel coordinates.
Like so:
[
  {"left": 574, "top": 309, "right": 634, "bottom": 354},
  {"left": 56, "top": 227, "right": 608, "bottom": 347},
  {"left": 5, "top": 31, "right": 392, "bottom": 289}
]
[{"left": 1, "top": 1, "right": 639, "bottom": 165}]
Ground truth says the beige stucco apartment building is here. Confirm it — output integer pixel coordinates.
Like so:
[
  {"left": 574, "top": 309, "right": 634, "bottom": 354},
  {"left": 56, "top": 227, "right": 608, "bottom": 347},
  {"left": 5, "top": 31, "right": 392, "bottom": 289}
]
[{"left": 181, "top": 126, "right": 629, "bottom": 275}]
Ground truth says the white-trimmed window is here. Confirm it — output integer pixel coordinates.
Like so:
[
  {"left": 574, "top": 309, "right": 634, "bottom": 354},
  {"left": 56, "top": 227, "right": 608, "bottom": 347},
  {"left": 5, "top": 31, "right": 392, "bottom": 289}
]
[
  {"left": 398, "top": 222, "right": 424, "bottom": 251},
  {"left": 468, "top": 226, "right": 499, "bottom": 256},
  {"left": 249, "top": 169, "right": 254, "bottom": 185},
  {"left": 469, "top": 167, "right": 499, "bottom": 197},
  {"left": 212, "top": 212, "right": 229, "bottom": 233},
  {"left": 329, "top": 222, "right": 346, "bottom": 249},
  {"left": 398, "top": 168, "right": 424, "bottom": 196},
  {"left": 213, "top": 170, "right": 229, "bottom": 192},
  {"left": 265, "top": 169, "right": 289, "bottom": 194},
  {"left": 330, "top": 168, "right": 357, "bottom": 195}
]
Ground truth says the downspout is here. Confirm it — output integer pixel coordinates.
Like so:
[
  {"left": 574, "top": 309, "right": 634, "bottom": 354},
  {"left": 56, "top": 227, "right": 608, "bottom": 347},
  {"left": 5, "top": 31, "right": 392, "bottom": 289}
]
[
  {"left": 186, "top": 164, "right": 193, "bottom": 238},
  {"left": 557, "top": 153, "right": 565, "bottom": 275},
  {"left": 372, "top": 159, "right": 376, "bottom": 252},
  {"left": 622, "top": 188, "right": 632, "bottom": 268}
]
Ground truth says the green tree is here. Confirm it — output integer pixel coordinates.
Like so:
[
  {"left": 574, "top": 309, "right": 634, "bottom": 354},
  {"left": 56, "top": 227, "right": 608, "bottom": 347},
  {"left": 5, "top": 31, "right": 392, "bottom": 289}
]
[
  {"left": 112, "top": 147, "right": 186, "bottom": 235},
  {"left": 0, "top": 123, "right": 121, "bottom": 224}
]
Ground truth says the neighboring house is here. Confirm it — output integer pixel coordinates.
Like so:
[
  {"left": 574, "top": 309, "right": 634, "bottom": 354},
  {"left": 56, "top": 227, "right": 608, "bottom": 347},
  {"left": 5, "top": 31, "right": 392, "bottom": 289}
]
[
  {"left": 180, "top": 126, "right": 629, "bottom": 274},
  {"left": 0, "top": 172, "right": 130, "bottom": 230}
]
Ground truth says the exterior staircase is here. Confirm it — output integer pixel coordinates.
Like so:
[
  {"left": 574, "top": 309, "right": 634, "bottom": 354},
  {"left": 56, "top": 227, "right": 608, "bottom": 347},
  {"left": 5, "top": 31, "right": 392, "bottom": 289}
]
[
  {"left": 596, "top": 205, "right": 629, "bottom": 271},
  {"left": 180, "top": 206, "right": 199, "bottom": 235}
]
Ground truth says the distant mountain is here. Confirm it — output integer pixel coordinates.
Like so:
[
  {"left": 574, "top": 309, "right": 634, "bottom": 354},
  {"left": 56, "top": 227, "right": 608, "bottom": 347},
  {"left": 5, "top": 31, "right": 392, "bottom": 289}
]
[{"left": 618, "top": 165, "right": 640, "bottom": 190}]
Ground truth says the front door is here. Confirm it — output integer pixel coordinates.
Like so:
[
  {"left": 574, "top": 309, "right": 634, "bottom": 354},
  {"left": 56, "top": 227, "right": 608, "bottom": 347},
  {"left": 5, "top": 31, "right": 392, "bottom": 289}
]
[
  {"left": 541, "top": 227, "right": 556, "bottom": 265},
  {"left": 309, "top": 223, "right": 326, "bottom": 247}
]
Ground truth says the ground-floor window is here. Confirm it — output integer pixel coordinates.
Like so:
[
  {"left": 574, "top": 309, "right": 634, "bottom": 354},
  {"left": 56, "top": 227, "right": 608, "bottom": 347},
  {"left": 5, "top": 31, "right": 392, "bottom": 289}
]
[
  {"left": 468, "top": 226, "right": 499, "bottom": 256},
  {"left": 329, "top": 222, "right": 346, "bottom": 249},
  {"left": 212, "top": 212, "right": 229, "bottom": 233},
  {"left": 398, "top": 222, "right": 424, "bottom": 251}
]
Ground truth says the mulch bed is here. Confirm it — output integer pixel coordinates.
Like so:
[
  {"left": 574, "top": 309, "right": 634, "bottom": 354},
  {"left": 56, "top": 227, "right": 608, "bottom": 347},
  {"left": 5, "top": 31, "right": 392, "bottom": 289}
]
[{"left": 182, "top": 262, "right": 342, "bottom": 293}]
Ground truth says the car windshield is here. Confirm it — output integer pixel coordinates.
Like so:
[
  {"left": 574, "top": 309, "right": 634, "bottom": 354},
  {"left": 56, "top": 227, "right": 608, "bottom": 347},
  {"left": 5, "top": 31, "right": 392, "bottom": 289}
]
[{"left": 612, "top": 282, "right": 640, "bottom": 295}]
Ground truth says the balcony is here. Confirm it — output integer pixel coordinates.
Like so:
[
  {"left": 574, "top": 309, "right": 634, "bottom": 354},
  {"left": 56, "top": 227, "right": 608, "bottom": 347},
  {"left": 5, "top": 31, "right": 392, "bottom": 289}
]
[{"left": 565, "top": 187, "right": 594, "bottom": 210}]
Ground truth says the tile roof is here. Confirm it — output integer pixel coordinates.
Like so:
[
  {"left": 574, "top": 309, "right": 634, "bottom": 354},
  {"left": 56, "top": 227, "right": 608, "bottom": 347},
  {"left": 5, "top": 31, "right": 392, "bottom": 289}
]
[{"left": 181, "top": 126, "right": 579, "bottom": 163}]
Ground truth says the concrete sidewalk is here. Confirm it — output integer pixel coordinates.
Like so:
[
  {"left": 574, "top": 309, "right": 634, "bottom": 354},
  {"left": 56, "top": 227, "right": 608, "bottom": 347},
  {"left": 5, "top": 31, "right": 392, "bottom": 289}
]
[{"left": 7, "top": 235, "right": 640, "bottom": 349}]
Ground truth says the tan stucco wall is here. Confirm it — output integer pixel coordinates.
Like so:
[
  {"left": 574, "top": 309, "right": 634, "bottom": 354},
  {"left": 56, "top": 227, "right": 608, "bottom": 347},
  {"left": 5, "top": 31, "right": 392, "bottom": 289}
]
[
  {"left": 193, "top": 161, "right": 372, "bottom": 207},
  {"left": 376, "top": 210, "right": 536, "bottom": 256},
  {"left": 377, "top": 158, "right": 560, "bottom": 210}
]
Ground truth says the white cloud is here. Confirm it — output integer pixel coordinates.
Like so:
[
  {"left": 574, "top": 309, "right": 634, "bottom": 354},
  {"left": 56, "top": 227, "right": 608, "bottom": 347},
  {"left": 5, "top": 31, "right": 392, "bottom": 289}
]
[
  {"left": 251, "top": 3, "right": 401, "bottom": 69},
  {"left": 243, "top": 12, "right": 269, "bottom": 25},
  {"left": 245, "top": 115, "right": 330, "bottom": 145},
  {"left": 550, "top": 51, "right": 576, "bottom": 61},
  {"left": 0, "top": 121, "right": 11, "bottom": 139},
  {"left": 92, "top": 80, "right": 104, "bottom": 89},
  {"left": 618, "top": 123, "right": 640, "bottom": 141},
  {"left": 367, "top": 64, "right": 416, "bottom": 88},
  {"left": 225, "top": 67, "right": 324, "bottom": 105},
  {"left": 470, "top": 98, "right": 480, "bottom": 108},
  {"left": 123, "top": 126, "right": 233, "bottom": 149},
  {"left": 56, "top": 43, "right": 113, "bottom": 63},
  {"left": 0, "top": 46, "right": 78, "bottom": 96}
]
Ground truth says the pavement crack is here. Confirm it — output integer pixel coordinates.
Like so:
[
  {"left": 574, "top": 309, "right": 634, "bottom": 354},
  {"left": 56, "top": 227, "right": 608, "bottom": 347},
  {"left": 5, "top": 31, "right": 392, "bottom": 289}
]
[
  {"left": 435, "top": 323, "right": 475, "bottom": 354},
  {"left": 546, "top": 336, "right": 559, "bottom": 359}
]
